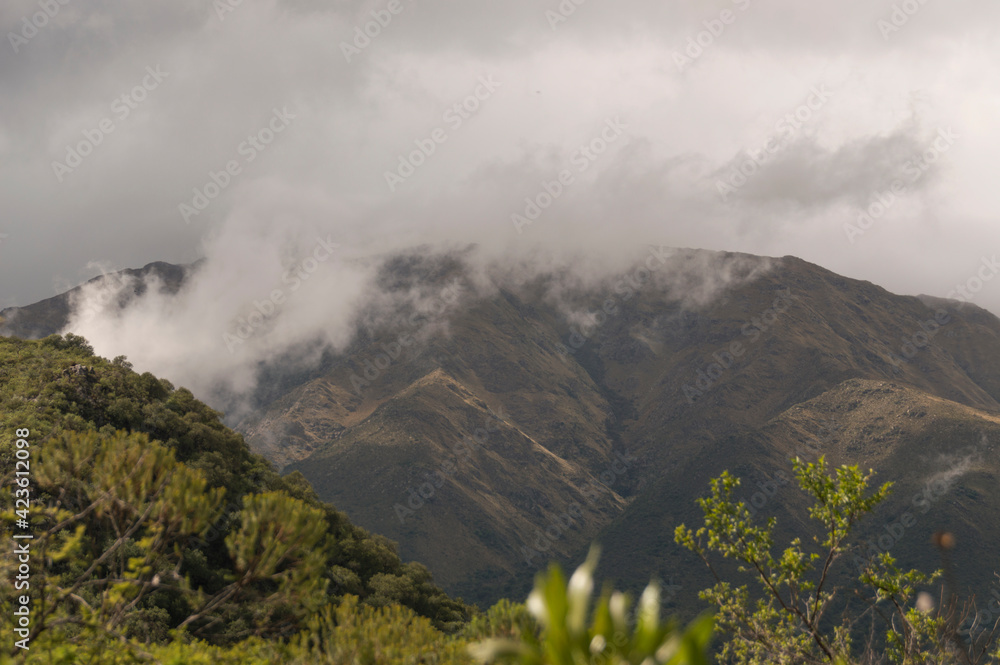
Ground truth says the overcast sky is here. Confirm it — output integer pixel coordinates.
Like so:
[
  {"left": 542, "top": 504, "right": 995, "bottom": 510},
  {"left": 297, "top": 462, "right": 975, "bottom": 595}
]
[{"left": 2, "top": 0, "right": 999, "bottom": 315}]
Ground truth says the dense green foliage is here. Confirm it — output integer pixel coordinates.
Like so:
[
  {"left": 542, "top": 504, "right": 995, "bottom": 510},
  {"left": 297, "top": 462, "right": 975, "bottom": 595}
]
[{"left": 1, "top": 594, "right": 475, "bottom": 664}]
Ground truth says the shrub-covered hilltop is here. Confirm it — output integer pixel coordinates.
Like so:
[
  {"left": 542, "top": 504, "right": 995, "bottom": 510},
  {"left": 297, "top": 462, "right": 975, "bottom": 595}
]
[{"left": 0, "top": 334, "right": 484, "bottom": 663}]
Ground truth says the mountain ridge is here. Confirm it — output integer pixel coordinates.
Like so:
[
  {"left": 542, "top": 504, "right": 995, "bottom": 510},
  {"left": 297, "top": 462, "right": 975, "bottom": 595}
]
[{"left": 4, "top": 247, "right": 999, "bottom": 613}]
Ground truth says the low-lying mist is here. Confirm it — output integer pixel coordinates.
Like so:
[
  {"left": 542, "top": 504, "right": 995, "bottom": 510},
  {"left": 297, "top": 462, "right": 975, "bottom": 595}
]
[{"left": 61, "top": 214, "right": 774, "bottom": 421}]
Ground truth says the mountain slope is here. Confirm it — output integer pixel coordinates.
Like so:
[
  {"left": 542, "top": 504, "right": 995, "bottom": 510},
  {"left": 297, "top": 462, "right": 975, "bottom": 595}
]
[
  {"left": 7, "top": 247, "right": 1000, "bottom": 616},
  {"left": 287, "top": 366, "right": 629, "bottom": 602},
  {"left": 250, "top": 249, "right": 1000, "bottom": 608},
  {"left": 598, "top": 377, "right": 1000, "bottom": 620}
]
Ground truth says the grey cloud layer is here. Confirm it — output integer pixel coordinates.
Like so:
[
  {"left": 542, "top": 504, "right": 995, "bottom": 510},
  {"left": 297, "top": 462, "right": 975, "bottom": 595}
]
[{"left": 1, "top": 0, "right": 998, "bottom": 323}]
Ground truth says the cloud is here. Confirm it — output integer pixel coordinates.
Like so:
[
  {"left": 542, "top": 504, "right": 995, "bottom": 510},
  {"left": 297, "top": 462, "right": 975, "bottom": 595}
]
[
  {"left": 717, "top": 122, "right": 947, "bottom": 211},
  {"left": 63, "top": 208, "right": 371, "bottom": 413},
  {"left": 3, "top": 0, "right": 1000, "bottom": 379}
]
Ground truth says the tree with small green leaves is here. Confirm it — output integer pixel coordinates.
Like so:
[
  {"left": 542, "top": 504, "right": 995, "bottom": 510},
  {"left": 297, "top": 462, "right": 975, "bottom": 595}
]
[
  {"left": 674, "top": 456, "right": 988, "bottom": 664},
  {"left": 175, "top": 490, "right": 331, "bottom": 639}
]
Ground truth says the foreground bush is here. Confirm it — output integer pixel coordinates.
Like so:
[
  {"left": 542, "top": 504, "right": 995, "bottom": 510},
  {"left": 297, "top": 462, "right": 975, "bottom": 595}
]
[{"left": 469, "top": 546, "right": 714, "bottom": 665}]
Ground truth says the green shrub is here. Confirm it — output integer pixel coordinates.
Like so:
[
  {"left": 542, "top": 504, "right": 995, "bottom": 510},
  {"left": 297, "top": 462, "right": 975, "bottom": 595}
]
[
  {"left": 461, "top": 598, "right": 539, "bottom": 642},
  {"left": 290, "top": 595, "right": 472, "bottom": 664},
  {"left": 675, "top": 456, "right": 1000, "bottom": 664}
]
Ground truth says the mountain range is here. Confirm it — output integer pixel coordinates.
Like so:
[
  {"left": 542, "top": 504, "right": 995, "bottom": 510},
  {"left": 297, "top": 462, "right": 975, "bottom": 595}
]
[{"left": 4, "top": 247, "right": 999, "bottom": 617}]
